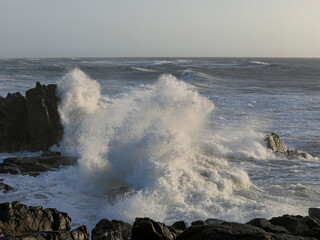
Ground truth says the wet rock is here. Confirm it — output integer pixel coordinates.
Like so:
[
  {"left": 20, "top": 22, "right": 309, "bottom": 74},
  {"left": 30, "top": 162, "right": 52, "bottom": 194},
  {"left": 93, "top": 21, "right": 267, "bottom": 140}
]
[
  {"left": 1, "top": 225, "right": 89, "bottom": 240},
  {"left": 26, "top": 82, "right": 63, "bottom": 151},
  {"left": 0, "top": 201, "right": 71, "bottom": 235},
  {"left": 172, "top": 221, "right": 189, "bottom": 231},
  {"left": 176, "top": 222, "right": 274, "bottom": 240},
  {"left": 271, "top": 233, "right": 316, "bottom": 240},
  {"left": 265, "top": 133, "right": 312, "bottom": 159},
  {"left": 309, "top": 208, "right": 320, "bottom": 221},
  {"left": 0, "top": 92, "right": 28, "bottom": 152},
  {"left": 91, "top": 219, "right": 131, "bottom": 240},
  {"left": 0, "top": 152, "right": 77, "bottom": 176},
  {"left": 131, "top": 217, "right": 175, "bottom": 240},
  {"left": 205, "top": 218, "right": 226, "bottom": 225},
  {"left": 269, "top": 215, "right": 320, "bottom": 238},
  {"left": 0, "top": 202, "right": 89, "bottom": 240},
  {"left": 0, "top": 82, "right": 63, "bottom": 153},
  {"left": 0, "top": 182, "right": 12, "bottom": 193},
  {"left": 265, "top": 133, "right": 288, "bottom": 154},
  {"left": 191, "top": 220, "right": 206, "bottom": 226},
  {"left": 247, "top": 218, "right": 289, "bottom": 234}
]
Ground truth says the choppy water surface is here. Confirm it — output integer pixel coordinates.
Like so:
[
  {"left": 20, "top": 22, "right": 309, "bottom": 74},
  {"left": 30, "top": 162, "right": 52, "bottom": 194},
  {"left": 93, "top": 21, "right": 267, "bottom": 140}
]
[{"left": 0, "top": 58, "right": 319, "bottom": 229}]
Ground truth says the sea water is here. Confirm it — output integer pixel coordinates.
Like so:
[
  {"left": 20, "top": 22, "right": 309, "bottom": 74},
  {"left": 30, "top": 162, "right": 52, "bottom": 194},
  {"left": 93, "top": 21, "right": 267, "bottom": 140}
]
[{"left": 0, "top": 58, "right": 319, "bottom": 230}]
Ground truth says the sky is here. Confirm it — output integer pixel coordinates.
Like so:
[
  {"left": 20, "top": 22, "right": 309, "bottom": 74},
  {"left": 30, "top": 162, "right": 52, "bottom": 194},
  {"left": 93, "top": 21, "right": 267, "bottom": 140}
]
[{"left": 0, "top": 0, "right": 319, "bottom": 58}]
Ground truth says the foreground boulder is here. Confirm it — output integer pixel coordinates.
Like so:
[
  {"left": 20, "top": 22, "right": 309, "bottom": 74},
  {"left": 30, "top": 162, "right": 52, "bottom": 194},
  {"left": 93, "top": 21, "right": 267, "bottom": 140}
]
[
  {"left": 91, "top": 219, "right": 131, "bottom": 240},
  {"left": 0, "top": 151, "right": 77, "bottom": 176},
  {"left": 0, "top": 82, "right": 63, "bottom": 153},
  {"left": 131, "top": 217, "right": 176, "bottom": 240},
  {"left": 0, "top": 201, "right": 89, "bottom": 240},
  {"left": 265, "top": 133, "right": 311, "bottom": 158}
]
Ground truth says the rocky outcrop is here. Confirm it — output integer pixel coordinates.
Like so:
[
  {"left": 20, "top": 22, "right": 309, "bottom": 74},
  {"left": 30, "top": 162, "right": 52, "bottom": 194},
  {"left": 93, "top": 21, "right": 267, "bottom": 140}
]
[
  {"left": 0, "top": 82, "right": 63, "bottom": 153},
  {"left": 0, "top": 151, "right": 77, "bottom": 176},
  {"left": 265, "top": 133, "right": 312, "bottom": 159},
  {"left": 91, "top": 219, "right": 132, "bottom": 240},
  {"left": 0, "top": 201, "right": 89, "bottom": 240},
  {"left": 131, "top": 217, "right": 176, "bottom": 240},
  {"left": 0, "top": 181, "right": 12, "bottom": 194}
]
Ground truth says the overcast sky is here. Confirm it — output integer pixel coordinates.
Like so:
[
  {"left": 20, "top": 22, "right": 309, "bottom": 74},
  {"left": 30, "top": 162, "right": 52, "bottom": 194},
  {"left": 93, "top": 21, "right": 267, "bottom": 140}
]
[{"left": 0, "top": 0, "right": 319, "bottom": 58}]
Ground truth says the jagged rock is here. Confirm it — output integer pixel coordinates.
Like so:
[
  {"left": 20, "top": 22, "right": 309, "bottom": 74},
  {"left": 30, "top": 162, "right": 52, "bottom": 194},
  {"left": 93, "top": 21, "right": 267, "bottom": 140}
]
[
  {"left": 0, "top": 82, "right": 63, "bottom": 153},
  {"left": 0, "top": 92, "right": 28, "bottom": 152},
  {"left": 91, "top": 219, "right": 131, "bottom": 240},
  {"left": 271, "top": 233, "right": 316, "bottom": 240},
  {"left": 265, "top": 133, "right": 311, "bottom": 158},
  {"left": 0, "top": 201, "right": 71, "bottom": 235},
  {"left": 0, "top": 182, "right": 12, "bottom": 193},
  {"left": 0, "top": 152, "right": 77, "bottom": 176},
  {"left": 0, "top": 202, "right": 89, "bottom": 240},
  {"left": 176, "top": 222, "right": 274, "bottom": 240},
  {"left": 171, "top": 221, "right": 189, "bottom": 231},
  {"left": 269, "top": 215, "right": 320, "bottom": 238},
  {"left": 247, "top": 218, "right": 289, "bottom": 234},
  {"left": 265, "top": 133, "right": 288, "bottom": 154},
  {"left": 131, "top": 217, "right": 175, "bottom": 240},
  {"left": 26, "top": 82, "right": 63, "bottom": 151}
]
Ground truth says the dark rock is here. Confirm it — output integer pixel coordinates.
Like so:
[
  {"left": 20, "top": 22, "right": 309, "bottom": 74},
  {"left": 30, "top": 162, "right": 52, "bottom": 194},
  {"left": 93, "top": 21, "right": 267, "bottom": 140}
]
[
  {"left": 26, "top": 82, "right": 63, "bottom": 151},
  {"left": 271, "top": 233, "right": 316, "bottom": 240},
  {"left": 91, "top": 219, "right": 131, "bottom": 240},
  {"left": 309, "top": 208, "right": 320, "bottom": 221},
  {"left": 265, "top": 133, "right": 312, "bottom": 158},
  {"left": 0, "top": 225, "right": 89, "bottom": 240},
  {"left": 269, "top": 215, "right": 320, "bottom": 238},
  {"left": 0, "top": 183, "right": 13, "bottom": 193},
  {"left": 172, "top": 221, "right": 188, "bottom": 231},
  {"left": 0, "top": 92, "right": 28, "bottom": 152},
  {"left": 0, "top": 201, "right": 71, "bottom": 236},
  {"left": 205, "top": 218, "right": 226, "bottom": 225},
  {"left": 0, "top": 153, "right": 77, "bottom": 176},
  {"left": 131, "top": 217, "right": 175, "bottom": 240},
  {"left": 191, "top": 220, "right": 206, "bottom": 226},
  {"left": 0, "top": 82, "right": 63, "bottom": 153},
  {"left": 176, "top": 222, "right": 274, "bottom": 240},
  {"left": 247, "top": 218, "right": 289, "bottom": 233},
  {"left": 265, "top": 133, "right": 288, "bottom": 154}
]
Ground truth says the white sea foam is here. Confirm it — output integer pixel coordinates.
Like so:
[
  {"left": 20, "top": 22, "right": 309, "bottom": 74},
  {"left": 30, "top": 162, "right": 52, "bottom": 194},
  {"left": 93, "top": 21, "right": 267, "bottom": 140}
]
[{"left": 56, "top": 69, "right": 276, "bottom": 223}]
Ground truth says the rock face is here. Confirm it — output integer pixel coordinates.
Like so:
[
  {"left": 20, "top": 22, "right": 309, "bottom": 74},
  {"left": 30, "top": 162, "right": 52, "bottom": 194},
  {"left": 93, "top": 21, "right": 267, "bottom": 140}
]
[
  {"left": 265, "top": 133, "right": 311, "bottom": 158},
  {"left": 0, "top": 151, "right": 77, "bottom": 176},
  {"left": 131, "top": 217, "right": 176, "bottom": 240},
  {"left": 91, "top": 219, "right": 132, "bottom": 240},
  {"left": 0, "top": 201, "right": 89, "bottom": 240},
  {"left": 0, "top": 82, "right": 63, "bottom": 153}
]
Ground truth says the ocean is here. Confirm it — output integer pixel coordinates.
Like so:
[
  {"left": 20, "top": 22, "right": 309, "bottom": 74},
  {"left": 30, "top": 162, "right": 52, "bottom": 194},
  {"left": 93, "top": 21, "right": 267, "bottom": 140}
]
[{"left": 0, "top": 58, "right": 319, "bottom": 230}]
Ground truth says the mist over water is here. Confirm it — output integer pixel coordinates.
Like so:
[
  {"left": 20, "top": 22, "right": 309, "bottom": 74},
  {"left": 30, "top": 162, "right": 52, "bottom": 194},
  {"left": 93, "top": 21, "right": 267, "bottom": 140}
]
[{"left": 1, "top": 58, "right": 320, "bottom": 229}]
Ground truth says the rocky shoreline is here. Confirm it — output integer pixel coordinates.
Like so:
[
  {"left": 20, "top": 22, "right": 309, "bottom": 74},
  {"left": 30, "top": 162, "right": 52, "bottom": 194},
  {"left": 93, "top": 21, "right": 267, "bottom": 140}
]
[
  {"left": 0, "top": 83, "right": 317, "bottom": 239},
  {"left": 1, "top": 201, "right": 320, "bottom": 240}
]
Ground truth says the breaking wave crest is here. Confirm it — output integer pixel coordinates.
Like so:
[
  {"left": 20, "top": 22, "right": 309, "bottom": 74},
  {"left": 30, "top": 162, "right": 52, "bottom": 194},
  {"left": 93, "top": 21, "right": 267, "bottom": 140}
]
[{"left": 56, "top": 69, "right": 267, "bottom": 223}]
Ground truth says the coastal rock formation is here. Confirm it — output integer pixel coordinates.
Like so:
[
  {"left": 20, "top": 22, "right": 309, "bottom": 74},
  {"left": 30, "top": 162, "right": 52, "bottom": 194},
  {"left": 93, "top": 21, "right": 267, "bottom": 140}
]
[
  {"left": 0, "top": 201, "right": 89, "bottom": 240},
  {"left": 91, "top": 219, "right": 132, "bottom": 240},
  {"left": 0, "top": 181, "right": 12, "bottom": 194},
  {"left": 0, "top": 151, "right": 77, "bottom": 176},
  {"left": 0, "top": 82, "right": 63, "bottom": 153},
  {"left": 265, "top": 133, "right": 312, "bottom": 158}
]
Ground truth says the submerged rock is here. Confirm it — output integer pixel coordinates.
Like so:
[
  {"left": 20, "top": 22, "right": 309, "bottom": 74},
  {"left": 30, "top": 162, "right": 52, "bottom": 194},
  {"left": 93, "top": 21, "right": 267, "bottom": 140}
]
[
  {"left": 0, "top": 82, "right": 63, "bottom": 153},
  {"left": 265, "top": 133, "right": 311, "bottom": 159},
  {"left": 0, "top": 151, "right": 77, "bottom": 176},
  {"left": 0, "top": 182, "right": 12, "bottom": 193},
  {"left": 0, "top": 201, "right": 89, "bottom": 240}
]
